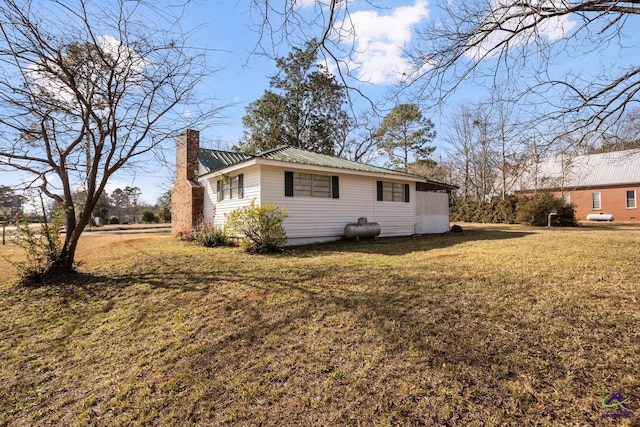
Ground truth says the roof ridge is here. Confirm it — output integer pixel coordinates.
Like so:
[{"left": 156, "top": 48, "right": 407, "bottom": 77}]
[
  {"left": 200, "top": 147, "right": 252, "bottom": 156},
  {"left": 198, "top": 144, "right": 448, "bottom": 183},
  {"left": 541, "top": 147, "right": 640, "bottom": 164},
  {"left": 254, "top": 145, "right": 292, "bottom": 158},
  {"left": 259, "top": 145, "right": 427, "bottom": 179}
]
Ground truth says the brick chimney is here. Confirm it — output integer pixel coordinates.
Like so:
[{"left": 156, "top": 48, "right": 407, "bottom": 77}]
[{"left": 171, "top": 129, "right": 204, "bottom": 237}]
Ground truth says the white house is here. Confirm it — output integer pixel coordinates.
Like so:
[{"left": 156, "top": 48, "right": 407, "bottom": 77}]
[{"left": 172, "top": 130, "right": 455, "bottom": 244}]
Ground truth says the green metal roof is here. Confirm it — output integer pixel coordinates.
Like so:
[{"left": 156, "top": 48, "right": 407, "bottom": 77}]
[
  {"left": 198, "top": 145, "right": 422, "bottom": 179},
  {"left": 197, "top": 149, "right": 252, "bottom": 173}
]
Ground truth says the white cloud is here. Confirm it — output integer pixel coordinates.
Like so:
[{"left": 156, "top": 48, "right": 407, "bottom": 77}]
[
  {"left": 104, "top": 179, "right": 128, "bottom": 196},
  {"left": 295, "top": 0, "right": 317, "bottom": 8},
  {"left": 337, "top": 1, "right": 430, "bottom": 85},
  {"left": 465, "top": 0, "right": 576, "bottom": 60}
]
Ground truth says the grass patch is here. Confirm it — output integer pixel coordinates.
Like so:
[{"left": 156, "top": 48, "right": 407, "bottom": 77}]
[{"left": 0, "top": 224, "right": 638, "bottom": 425}]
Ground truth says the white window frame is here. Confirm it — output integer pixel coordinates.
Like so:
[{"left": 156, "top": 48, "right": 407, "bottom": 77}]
[
  {"left": 591, "top": 192, "right": 601, "bottom": 210},
  {"left": 626, "top": 190, "right": 637, "bottom": 209},
  {"left": 377, "top": 181, "right": 409, "bottom": 203},
  {"left": 217, "top": 174, "right": 243, "bottom": 201}
]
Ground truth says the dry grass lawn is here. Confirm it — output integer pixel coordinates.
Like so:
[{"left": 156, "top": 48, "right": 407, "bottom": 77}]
[{"left": 0, "top": 223, "right": 638, "bottom": 426}]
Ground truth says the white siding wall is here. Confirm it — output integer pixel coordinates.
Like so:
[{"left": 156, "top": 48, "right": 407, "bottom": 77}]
[
  {"left": 260, "top": 165, "right": 416, "bottom": 244},
  {"left": 200, "top": 163, "right": 419, "bottom": 244},
  {"left": 415, "top": 192, "right": 450, "bottom": 234},
  {"left": 200, "top": 165, "right": 261, "bottom": 227}
]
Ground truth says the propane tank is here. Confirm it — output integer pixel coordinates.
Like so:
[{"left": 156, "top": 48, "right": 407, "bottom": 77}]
[{"left": 344, "top": 217, "right": 381, "bottom": 240}]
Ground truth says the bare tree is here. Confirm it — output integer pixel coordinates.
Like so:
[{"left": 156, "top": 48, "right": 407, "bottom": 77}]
[
  {"left": 248, "top": 1, "right": 349, "bottom": 69},
  {"left": 403, "top": 0, "right": 640, "bottom": 144},
  {"left": 471, "top": 116, "right": 496, "bottom": 201},
  {"left": 247, "top": 1, "right": 640, "bottom": 146},
  {"left": 335, "top": 109, "right": 380, "bottom": 163},
  {"left": 407, "top": 157, "right": 453, "bottom": 184},
  {"left": 593, "top": 108, "right": 640, "bottom": 152},
  {"left": 0, "top": 0, "right": 216, "bottom": 273},
  {"left": 246, "top": 1, "right": 384, "bottom": 109},
  {"left": 487, "top": 97, "right": 528, "bottom": 200},
  {"left": 443, "top": 104, "right": 478, "bottom": 201},
  {"left": 443, "top": 103, "right": 505, "bottom": 202}
]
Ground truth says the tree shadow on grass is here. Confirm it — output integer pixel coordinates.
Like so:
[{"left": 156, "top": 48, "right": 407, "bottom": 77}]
[
  {"left": 171, "top": 267, "right": 600, "bottom": 425},
  {"left": 2, "top": 227, "right": 628, "bottom": 425},
  {"left": 285, "top": 226, "right": 535, "bottom": 257},
  {"left": 7, "top": 226, "right": 535, "bottom": 293},
  {"left": 7, "top": 271, "right": 149, "bottom": 304},
  {"left": 8, "top": 258, "right": 222, "bottom": 298}
]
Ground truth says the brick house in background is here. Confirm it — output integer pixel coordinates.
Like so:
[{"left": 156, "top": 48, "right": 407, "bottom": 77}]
[
  {"left": 515, "top": 149, "right": 640, "bottom": 221},
  {"left": 172, "top": 129, "right": 456, "bottom": 243}
]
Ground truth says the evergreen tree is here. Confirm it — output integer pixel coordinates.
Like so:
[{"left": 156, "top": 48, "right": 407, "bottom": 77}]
[
  {"left": 376, "top": 104, "right": 436, "bottom": 172},
  {"left": 237, "top": 39, "right": 351, "bottom": 155}
]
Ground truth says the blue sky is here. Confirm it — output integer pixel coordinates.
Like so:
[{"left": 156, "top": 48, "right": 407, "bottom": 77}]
[
  {"left": 2, "top": 0, "right": 639, "bottom": 206},
  {"left": 24, "top": 0, "right": 438, "bottom": 204},
  {"left": 183, "top": 1, "right": 436, "bottom": 148}
]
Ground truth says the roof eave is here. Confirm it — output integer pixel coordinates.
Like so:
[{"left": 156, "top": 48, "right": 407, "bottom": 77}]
[{"left": 199, "top": 156, "right": 452, "bottom": 184}]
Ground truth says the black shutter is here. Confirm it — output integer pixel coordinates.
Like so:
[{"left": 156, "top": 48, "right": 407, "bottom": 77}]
[
  {"left": 216, "top": 180, "right": 222, "bottom": 202},
  {"left": 376, "top": 181, "right": 383, "bottom": 201},
  {"left": 285, "top": 171, "right": 294, "bottom": 197},
  {"left": 238, "top": 174, "right": 244, "bottom": 198},
  {"left": 404, "top": 183, "right": 410, "bottom": 203},
  {"left": 332, "top": 176, "right": 339, "bottom": 199}
]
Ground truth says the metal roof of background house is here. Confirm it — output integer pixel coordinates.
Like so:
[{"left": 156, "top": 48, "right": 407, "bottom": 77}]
[{"left": 516, "top": 148, "right": 640, "bottom": 191}]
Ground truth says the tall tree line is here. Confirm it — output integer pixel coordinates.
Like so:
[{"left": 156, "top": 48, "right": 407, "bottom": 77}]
[
  {"left": 238, "top": 42, "right": 440, "bottom": 170},
  {"left": 247, "top": 1, "right": 640, "bottom": 151}
]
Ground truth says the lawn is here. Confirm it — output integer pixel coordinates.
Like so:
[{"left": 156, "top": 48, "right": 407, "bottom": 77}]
[{"left": 0, "top": 224, "right": 638, "bottom": 426}]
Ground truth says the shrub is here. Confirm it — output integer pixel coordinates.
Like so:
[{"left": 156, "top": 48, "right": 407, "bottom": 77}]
[
  {"left": 9, "top": 206, "right": 65, "bottom": 285},
  {"left": 515, "top": 192, "right": 578, "bottom": 226},
  {"left": 450, "top": 196, "right": 517, "bottom": 224},
  {"left": 193, "top": 223, "right": 230, "bottom": 247},
  {"left": 108, "top": 216, "right": 120, "bottom": 224},
  {"left": 158, "top": 205, "right": 171, "bottom": 223},
  {"left": 140, "top": 209, "right": 157, "bottom": 223},
  {"left": 225, "top": 200, "right": 287, "bottom": 253},
  {"left": 488, "top": 196, "right": 518, "bottom": 224}
]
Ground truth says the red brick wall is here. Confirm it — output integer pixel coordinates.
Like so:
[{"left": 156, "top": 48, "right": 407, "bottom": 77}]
[
  {"left": 550, "top": 185, "right": 640, "bottom": 221},
  {"left": 171, "top": 129, "right": 204, "bottom": 237}
]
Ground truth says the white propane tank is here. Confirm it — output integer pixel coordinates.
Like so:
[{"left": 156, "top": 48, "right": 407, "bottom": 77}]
[{"left": 586, "top": 213, "right": 615, "bottom": 221}]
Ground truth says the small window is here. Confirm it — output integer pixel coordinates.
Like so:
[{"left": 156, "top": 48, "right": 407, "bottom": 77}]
[
  {"left": 562, "top": 193, "right": 570, "bottom": 206},
  {"left": 284, "top": 171, "right": 339, "bottom": 198},
  {"left": 217, "top": 174, "right": 244, "bottom": 201},
  {"left": 303, "top": 173, "right": 329, "bottom": 198},
  {"left": 377, "top": 181, "right": 410, "bottom": 202},
  {"left": 591, "top": 192, "right": 601, "bottom": 210},
  {"left": 626, "top": 190, "right": 637, "bottom": 209}
]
